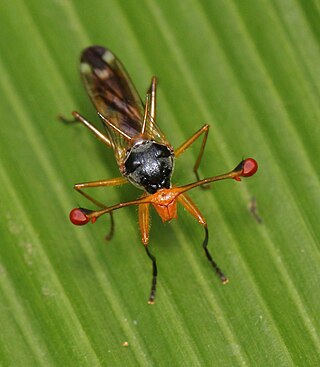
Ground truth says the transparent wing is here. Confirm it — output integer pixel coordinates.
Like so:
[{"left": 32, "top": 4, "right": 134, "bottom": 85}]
[{"left": 80, "top": 46, "right": 168, "bottom": 164}]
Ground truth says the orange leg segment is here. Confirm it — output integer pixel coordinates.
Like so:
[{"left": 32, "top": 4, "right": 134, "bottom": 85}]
[
  {"left": 60, "top": 111, "right": 112, "bottom": 147},
  {"left": 142, "top": 77, "right": 158, "bottom": 137},
  {"left": 138, "top": 196, "right": 150, "bottom": 246},
  {"left": 148, "top": 76, "right": 157, "bottom": 122},
  {"left": 175, "top": 124, "right": 210, "bottom": 182},
  {"left": 74, "top": 176, "right": 128, "bottom": 207}
]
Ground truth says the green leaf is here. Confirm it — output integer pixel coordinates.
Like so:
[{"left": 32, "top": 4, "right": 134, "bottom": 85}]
[{"left": 0, "top": 0, "right": 319, "bottom": 365}]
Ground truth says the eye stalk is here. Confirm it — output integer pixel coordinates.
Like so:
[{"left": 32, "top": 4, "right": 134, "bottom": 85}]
[{"left": 70, "top": 157, "right": 258, "bottom": 226}]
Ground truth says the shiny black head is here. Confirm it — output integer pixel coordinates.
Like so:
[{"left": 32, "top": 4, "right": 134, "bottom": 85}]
[{"left": 123, "top": 141, "right": 174, "bottom": 194}]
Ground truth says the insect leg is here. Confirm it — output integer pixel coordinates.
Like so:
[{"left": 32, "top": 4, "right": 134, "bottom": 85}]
[
  {"left": 145, "top": 246, "right": 157, "bottom": 305},
  {"left": 138, "top": 195, "right": 150, "bottom": 245},
  {"left": 74, "top": 177, "right": 128, "bottom": 240},
  {"left": 74, "top": 177, "right": 128, "bottom": 206},
  {"left": 60, "top": 111, "right": 111, "bottom": 147},
  {"left": 138, "top": 198, "right": 157, "bottom": 304},
  {"left": 177, "top": 193, "right": 228, "bottom": 283},
  {"left": 148, "top": 76, "right": 157, "bottom": 122},
  {"left": 202, "top": 225, "right": 228, "bottom": 283},
  {"left": 142, "top": 77, "right": 157, "bottom": 135},
  {"left": 174, "top": 124, "right": 210, "bottom": 183}
]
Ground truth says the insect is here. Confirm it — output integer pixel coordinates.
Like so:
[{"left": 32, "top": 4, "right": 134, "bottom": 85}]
[{"left": 64, "top": 46, "right": 258, "bottom": 304}]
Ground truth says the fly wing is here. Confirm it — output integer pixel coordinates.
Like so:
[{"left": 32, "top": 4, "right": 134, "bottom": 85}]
[{"left": 80, "top": 46, "right": 145, "bottom": 164}]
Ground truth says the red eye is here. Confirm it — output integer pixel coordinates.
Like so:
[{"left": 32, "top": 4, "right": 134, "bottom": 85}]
[
  {"left": 242, "top": 158, "right": 258, "bottom": 177},
  {"left": 69, "top": 208, "right": 90, "bottom": 225}
]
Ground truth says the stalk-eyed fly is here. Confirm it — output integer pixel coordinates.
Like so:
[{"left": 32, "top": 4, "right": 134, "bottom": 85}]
[{"left": 63, "top": 46, "right": 258, "bottom": 303}]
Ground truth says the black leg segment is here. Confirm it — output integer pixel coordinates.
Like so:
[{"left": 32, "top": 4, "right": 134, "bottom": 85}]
[
  {"left": 203, "top": 225, "right": 228, "bottom": 284},
  {"left": 145, "top": 246, "right": 158, "bottom": 304},
  {"left": 105, "top": 212, "right": 115, "bottom": 241}
]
